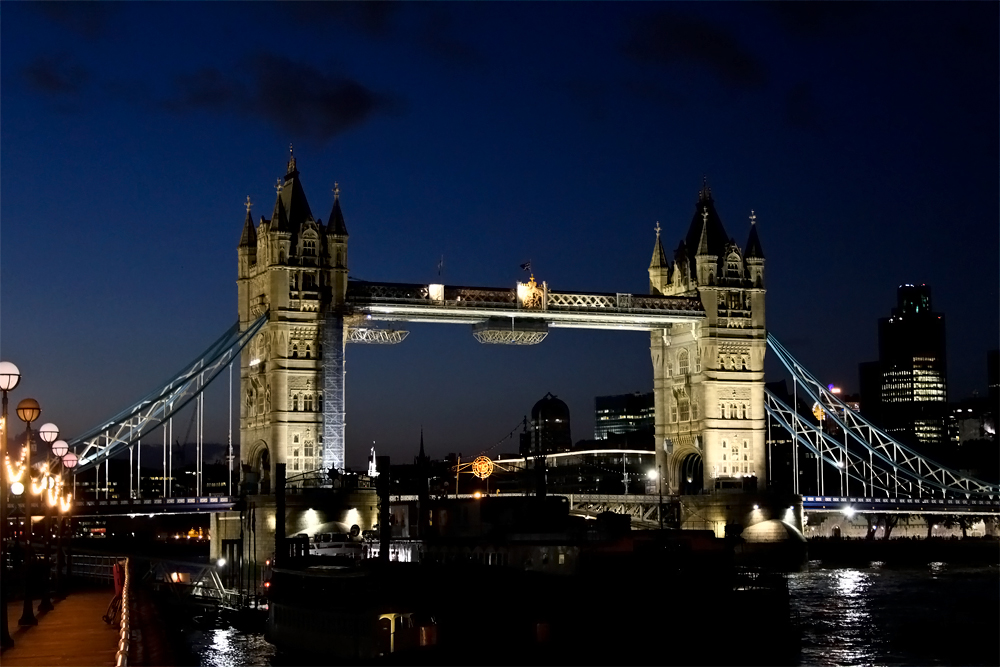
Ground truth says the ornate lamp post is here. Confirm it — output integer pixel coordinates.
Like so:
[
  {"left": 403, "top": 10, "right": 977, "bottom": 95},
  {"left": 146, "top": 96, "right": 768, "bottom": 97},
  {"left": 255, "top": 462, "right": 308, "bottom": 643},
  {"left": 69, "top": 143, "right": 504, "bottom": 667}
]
[
  {"left": 37, "top": 422, "right": 59, "bottom": 613},
  {"left": 648, "top": 465, "right": 664, "bottom": 530},
  {"left": 50, "top": 439, "right": 75, "bottom": 598},
  {"left": 0, "top": 360, "right": 21, "bottom": 647},
  {"left": 16, "top": 397, "right": 41, "bottom": 626}
]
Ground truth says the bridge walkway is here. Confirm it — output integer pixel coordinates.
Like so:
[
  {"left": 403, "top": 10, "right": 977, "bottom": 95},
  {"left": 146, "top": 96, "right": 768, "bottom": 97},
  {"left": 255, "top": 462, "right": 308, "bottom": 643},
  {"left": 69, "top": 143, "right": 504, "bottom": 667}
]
[{"left": 1, "top": 587, "right": 119, "bottom": 666}]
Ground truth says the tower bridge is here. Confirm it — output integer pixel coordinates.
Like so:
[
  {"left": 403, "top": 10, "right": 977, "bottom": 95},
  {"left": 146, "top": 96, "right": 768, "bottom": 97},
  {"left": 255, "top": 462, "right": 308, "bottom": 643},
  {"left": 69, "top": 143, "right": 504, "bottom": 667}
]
[{"left": 48, "top": 153, "right": 995, "bottom": 544}]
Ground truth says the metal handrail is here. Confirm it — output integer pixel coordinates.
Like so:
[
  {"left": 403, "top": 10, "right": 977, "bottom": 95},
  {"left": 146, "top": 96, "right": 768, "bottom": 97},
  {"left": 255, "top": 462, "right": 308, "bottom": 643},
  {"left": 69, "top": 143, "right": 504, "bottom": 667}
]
[{"left": 115, "top": 557, "right": 131, "bottom": 667}]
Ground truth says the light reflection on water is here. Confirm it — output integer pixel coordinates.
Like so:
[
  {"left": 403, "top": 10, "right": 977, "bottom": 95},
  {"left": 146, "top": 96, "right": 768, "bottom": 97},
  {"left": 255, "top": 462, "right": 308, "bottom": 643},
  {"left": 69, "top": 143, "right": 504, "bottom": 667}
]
[
  {"left": 789, "top": 563, "right": 999, "bottom": 667},
  {"left": 189, "top": 624, "right": 277, "bottom": 667}
]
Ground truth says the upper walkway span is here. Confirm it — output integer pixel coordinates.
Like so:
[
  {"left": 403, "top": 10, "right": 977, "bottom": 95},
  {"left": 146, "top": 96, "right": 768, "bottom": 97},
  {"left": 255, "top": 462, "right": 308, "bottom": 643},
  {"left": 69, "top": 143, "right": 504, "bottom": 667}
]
[{"left": 347, "top": 280, "right": 705, "bottom": 330}]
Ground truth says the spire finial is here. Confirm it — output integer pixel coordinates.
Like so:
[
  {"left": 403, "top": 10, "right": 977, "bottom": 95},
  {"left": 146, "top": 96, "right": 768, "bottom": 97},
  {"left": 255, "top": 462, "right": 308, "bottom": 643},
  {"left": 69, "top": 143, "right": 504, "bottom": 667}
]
[
  {"left": 333, "top": 182, "right": 340, "bottom": 200},
  {"left": 245, "top": 196, "right": 253, "bottom": 213},
  {"left": 655, "top": 221, "right": 661, "bottom": 237},
  {"left": 699, "top": 175, "right": 712, "bottom": 202},
  {"left": 275, "top": 178, "right": 283, "bottom": 194},
  {"left": 749, "top": 209, "right": 756, "bottom": 225},
  {"left": 702, "top": 206, "right": 709, "bottom": 225},
  {"left": 289, "top": 143, "right": 294, "bottom": 157},
  {"left": 286, "top": 144, "right": 296, "bottom": 174}
]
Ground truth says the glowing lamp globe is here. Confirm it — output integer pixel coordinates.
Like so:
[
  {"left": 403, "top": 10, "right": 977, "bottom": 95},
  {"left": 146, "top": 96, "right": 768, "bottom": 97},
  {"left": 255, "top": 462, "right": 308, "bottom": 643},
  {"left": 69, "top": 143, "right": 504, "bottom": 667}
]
[
  {"left": 10, "top": 481, "right": 24, "bottom": 496},
  {"left": 39, "top": 423, "right": 60, "bottom": 444},
  {"left": 51, "top": 440, "right": 69, "bottom": 457},
  {"left": 16, "top": 398, "right": 41, "bottom": 424},
  {"left": 61, "top": 452, "right": 78, "bottom": 469},
  {"left": 0, "top": 361, "right": 21, "bottom": 392}
]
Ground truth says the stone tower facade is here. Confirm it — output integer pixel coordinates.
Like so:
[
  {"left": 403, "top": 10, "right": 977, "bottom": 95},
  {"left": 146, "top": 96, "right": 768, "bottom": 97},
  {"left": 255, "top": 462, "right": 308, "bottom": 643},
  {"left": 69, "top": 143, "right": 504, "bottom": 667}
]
[
  {"left": 236, "top": 151, "right": 349, "bottom": 490},
  {"left": 648, "top": 183, "right": 766, "bottom": 495}
]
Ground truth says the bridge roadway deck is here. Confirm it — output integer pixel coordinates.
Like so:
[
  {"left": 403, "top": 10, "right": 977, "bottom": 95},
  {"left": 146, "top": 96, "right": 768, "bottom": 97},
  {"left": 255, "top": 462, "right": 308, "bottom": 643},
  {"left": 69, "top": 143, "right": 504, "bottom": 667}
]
[{"left": 2, "top": 587, "right": 118, "bottom": 666}]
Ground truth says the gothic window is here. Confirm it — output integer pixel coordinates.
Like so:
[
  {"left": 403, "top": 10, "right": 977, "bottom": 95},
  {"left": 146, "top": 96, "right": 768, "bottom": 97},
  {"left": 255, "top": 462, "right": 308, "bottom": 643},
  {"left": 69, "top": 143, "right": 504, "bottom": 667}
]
[
  {"left": 720, "top": 403, "right": 727, "bottom": 419},
  {"left": 666, "top": 353, "right": 673, "bottom": 377},
  {"left": 741, "top": 355, "right": 749, "bottom": 370},
  {"left": 679, "top": 396, "right": 690, "bottom": 422},
  {"left": 708, "top": 272, "right": 715, "bottom": 285},
  {"left": 279, "top": 249, "right": 286, "bottom": 263},
  {"left": 718, "top": 355, "right": 726, "bottom": 369},
  {"left": 304, "top": 394, "right": 314, "bottom": 412},
  {"left": 678, "top": 350, "right": 690, "bottom": 375},
  {"left": 670, "top": 400, "right": 678, "bottom": 423},
  {"left": 292, "top": 447, "right": 300, "bottom": 471},
  {"left": 691, "top": 401, "right": 699, "bottom": 420},
  {"left": 303, "top": 239, "right": 317, "bottom": 256},
  {"left": 303, "top": 273, "right": 317, "bottom": 290},
  {"left": 318, "top": 393, "right": 323, "bottom": 412},
  {"left": 292, "top": 394, "right": 298, "bottom": 411},
  {"left": 291, "top": 343, "right": 299, "bottom": 359},
  {"left": 694, "top": 349, "right": 702, "bottom": 373},
  {"left": 304, "top": 439, "right": 314, "bottom": 458},
  {"left": 305, "top": 344, "right": 312, "bottom": 359}
]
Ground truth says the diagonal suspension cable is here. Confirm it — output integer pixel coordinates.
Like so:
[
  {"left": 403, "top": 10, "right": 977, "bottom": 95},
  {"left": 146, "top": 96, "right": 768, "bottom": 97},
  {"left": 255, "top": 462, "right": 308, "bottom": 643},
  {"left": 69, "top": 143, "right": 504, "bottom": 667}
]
[
  {"left": 68, "top": 314, "right": 268, "bottom": 473},
  {"left": 767, "top": 333, "right": 998, "bottom": 498}
]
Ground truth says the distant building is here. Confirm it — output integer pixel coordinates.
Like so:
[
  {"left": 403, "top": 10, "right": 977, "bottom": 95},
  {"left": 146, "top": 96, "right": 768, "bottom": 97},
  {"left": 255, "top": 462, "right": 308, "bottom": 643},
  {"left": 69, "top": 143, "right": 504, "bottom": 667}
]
[
  {"left": 859, "top": 284, "right": 948, "bottom": 448},
  {"left": 525, "top": 392, "right": 572, "bottom": 455},
  {"left": 594, "top": 392, "right": 654, "bottom": 440}
]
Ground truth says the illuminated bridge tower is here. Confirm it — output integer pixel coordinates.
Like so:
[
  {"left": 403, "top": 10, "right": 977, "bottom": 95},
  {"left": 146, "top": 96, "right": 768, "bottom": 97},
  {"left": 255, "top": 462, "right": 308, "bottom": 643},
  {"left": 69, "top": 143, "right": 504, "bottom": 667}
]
[
  {"left": 237, "top": 150, "right": 348, "bottom": 490},
  {"left": 648, "top": 182, "right": 766, "bottom": 495}
]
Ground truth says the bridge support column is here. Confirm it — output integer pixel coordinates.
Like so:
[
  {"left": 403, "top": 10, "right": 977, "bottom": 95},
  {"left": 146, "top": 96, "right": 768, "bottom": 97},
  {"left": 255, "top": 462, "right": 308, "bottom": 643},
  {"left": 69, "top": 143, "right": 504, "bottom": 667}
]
[{"left": 322, "top": 312, "right": 346, "bottom": 471}]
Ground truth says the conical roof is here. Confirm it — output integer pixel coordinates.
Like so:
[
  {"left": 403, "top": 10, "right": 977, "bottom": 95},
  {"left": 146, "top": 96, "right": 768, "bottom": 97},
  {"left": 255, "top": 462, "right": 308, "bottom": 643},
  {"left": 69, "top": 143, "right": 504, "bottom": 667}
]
[
  {"left": 328, "top": 183, "right": 348, "bottom": 237},
  {"left": 649, "top": 223, "right": 668, "bottom": 269},
  {"left": 745, "top": 214, "right": 764, "bottom": 259},
  {"left": 238, "top": 206, "right": 257, "bottom": 248}
]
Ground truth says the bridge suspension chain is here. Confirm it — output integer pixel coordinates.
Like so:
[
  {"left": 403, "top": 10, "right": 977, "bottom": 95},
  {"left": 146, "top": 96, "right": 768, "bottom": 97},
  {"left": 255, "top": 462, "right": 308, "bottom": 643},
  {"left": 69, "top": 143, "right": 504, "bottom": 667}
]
[
  {"left": 767, "top": 334, "right": 998, "bottom": 498},
  {"left": 68, "top": 314, "right": 269, "bottom": 473}
]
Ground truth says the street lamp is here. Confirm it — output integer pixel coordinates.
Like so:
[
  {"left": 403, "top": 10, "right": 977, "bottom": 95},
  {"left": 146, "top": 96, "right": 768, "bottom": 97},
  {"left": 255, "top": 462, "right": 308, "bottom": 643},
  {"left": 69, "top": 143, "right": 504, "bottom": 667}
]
[
  {"left": 37, "top": 423, "right": 59, "bottom": 613},
  {"left": 52, "top": 440, "right": 76, "bottom": 598},
  {"left": 0, "top": 360, "right": 20, "bottom": 647},
  {"left": 16, "top": 397, "right": 41, "bottom": 626},
  {"left": 648, "top": 466, "right": 664, "bottom": 530}
]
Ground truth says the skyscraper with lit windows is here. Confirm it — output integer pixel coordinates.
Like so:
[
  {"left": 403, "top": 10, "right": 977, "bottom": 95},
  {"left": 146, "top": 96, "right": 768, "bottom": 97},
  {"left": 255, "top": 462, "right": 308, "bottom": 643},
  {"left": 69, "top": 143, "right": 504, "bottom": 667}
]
[{"left": 859, "top": 284, "right": 948, "bottom": 447}]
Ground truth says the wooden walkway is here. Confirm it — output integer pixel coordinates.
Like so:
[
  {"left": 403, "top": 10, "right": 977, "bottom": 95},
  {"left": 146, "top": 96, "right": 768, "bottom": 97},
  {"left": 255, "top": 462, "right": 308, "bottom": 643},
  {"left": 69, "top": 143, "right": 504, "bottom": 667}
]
[{"left": 1, "top": 588, "right": 120, "bottom": 666}]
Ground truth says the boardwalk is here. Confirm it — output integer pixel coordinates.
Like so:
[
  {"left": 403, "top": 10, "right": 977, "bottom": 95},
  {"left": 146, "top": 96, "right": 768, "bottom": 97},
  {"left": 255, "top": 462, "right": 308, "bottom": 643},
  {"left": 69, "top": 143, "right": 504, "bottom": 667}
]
[{"left": 2, "top": 587, "right": 119, "bottom": 667}]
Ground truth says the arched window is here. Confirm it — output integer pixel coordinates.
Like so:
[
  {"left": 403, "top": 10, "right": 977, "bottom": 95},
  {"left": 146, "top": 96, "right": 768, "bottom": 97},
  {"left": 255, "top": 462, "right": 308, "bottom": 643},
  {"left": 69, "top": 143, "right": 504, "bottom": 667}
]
[
  {"left": 741, "top": 355, "right": 749, "bottom": 370},
  {"left": 279, "top": 249, "right": 286, "bottom": 263},
  {"left": 670, "top": 400, "right": 678, "bottom": 423},
  {"left": 318, "top": 393, "right": 323, "bottom": 412},
  {"left": 292, "top": 394, "right": 298, "bottom": 411},
  {"left": 291, "top": 344, "right": 299, "bottom": 359},
  {"left": 305, "top": 344, "right": 312, "bottom": 359},
  {"left": 304, "top": 394, "right": 314, "bottom": 412},
  {"left": 303, "top": 238, "right": 317, "bottom": 256},
  {"left": 678, "top": 350, "right": 690, "bottom": 375},
  {"left": 691, "top": 401, "right": 699, "bottom": 420},
  {"left": 679, "top": 396, "right": 690, "bottom": 421},
  {"left": 665, "top": 353, "right": 673, "bottom": 377}
]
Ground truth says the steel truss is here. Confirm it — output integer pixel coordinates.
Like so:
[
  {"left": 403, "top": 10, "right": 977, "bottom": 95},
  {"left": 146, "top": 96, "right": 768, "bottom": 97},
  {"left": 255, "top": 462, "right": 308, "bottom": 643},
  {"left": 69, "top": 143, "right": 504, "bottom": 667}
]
[
  {"left": 346, "top": 328, "right": 409, "bottom": 344},
  {"left": 68, "top": 314, "right": 268, "bottom": 472},
  {"left": 767, "top": 334, "right": 998, "bottom": 499},
  {"left": 765, "top": 390, "right": 896, "bottom": 497}
]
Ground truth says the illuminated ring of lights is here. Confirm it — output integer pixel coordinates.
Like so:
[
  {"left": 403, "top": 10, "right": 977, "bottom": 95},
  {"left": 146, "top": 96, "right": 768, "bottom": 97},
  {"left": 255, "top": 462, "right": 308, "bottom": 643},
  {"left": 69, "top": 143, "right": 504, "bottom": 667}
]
[{"left": 471, "top": 456, "right": 494, "bottom": 480}]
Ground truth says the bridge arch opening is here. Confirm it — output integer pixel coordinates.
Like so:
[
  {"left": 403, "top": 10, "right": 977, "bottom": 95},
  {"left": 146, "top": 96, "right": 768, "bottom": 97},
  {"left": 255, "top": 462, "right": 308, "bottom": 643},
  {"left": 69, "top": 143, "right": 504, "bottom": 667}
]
[{"left": 679, "top": 452, "right": 703, "bottom": 495}]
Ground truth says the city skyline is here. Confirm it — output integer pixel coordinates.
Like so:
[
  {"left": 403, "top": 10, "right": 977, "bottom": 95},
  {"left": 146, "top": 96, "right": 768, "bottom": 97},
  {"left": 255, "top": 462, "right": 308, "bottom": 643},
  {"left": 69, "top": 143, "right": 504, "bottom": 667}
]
[{"left": 1, "top": 3, "right": 996, "bottom": 465}]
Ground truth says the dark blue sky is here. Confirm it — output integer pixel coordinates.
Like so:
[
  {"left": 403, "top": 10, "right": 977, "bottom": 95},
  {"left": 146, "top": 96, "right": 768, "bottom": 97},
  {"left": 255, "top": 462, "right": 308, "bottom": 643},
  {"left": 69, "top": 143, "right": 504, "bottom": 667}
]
[{"left": 2, "top": 2, "right": 996, "bottom": 465}]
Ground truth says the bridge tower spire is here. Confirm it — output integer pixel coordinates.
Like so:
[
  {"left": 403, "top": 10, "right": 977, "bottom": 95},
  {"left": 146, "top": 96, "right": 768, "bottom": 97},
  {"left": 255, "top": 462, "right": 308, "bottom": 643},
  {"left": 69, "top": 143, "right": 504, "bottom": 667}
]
[
  {"left": 649, "top": 181, "right": 767, "bottom": 497},
  {"left": 236, "top": 151, "right": 348, "bottom": 495}
]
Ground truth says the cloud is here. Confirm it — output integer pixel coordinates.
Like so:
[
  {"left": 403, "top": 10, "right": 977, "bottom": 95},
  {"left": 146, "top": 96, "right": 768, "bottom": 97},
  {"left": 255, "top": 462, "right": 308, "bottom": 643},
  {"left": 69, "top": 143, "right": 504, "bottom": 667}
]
[
  {"left": 284, "top": 1, "right": 399, "bottom": 38},
  {"left": 785, "top": 82, "right": 822, "bottom": 131},
  {"left": 623, "top": 10, "right": 767, "bottom": 89},
  {"left": 36, "top": 2, "right": 117, "bottom": 40},
  {"left": 22, "top": 54, "right": 89, "bottom": 95},
  {"left": 161, "top": 54, "right": 398, "bottom": 142}
]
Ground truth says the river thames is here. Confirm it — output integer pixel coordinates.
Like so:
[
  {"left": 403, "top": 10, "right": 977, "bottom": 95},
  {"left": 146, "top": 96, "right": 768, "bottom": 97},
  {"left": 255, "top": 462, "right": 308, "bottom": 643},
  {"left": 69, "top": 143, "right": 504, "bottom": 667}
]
[{"left": 179, "top": 561, "right": 999, "bottom": 666}]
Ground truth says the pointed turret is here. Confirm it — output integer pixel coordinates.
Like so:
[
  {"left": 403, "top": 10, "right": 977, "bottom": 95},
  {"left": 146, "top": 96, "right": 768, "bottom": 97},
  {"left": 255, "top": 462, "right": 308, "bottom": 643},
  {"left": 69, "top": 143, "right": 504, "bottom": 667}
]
[
  {"left": 271, "top": 185, "right": 289, "bottom": 233},
  {"left": 745, "top": 210, "right": 764, "bottom": 259},
  {"left": 418, "top": 427, "right": 427, "bottom": 462},
  {"left": 685, "top": 178, "right": 729, "bottom": 260},
  {"left": 649, "top": 222, "right": 667, "bottom": 269},
  {"left": 649, "top": 221, "right": 669, "bottom": 295},
  {"left": 328, "top": 182, "right": 348, "bottom": 237},
  {"left": 239, "top": 196, "right": 257, "bottom": 248}
]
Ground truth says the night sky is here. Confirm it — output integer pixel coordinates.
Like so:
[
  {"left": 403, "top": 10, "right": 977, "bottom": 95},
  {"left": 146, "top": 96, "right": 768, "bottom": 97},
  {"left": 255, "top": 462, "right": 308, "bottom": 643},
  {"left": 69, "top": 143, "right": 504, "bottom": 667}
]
[{"left": 1, "top": 2, "right": 996, "bottom": 466}]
